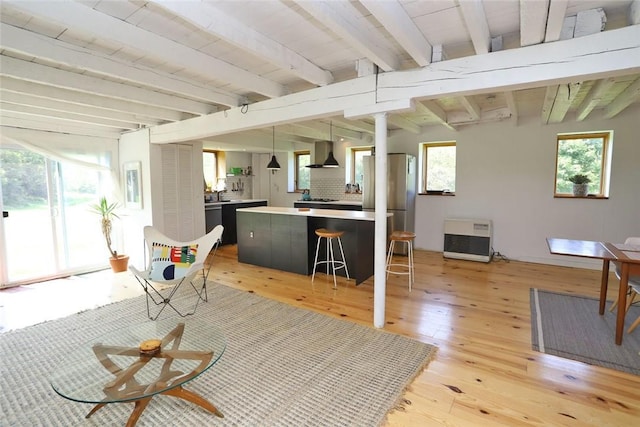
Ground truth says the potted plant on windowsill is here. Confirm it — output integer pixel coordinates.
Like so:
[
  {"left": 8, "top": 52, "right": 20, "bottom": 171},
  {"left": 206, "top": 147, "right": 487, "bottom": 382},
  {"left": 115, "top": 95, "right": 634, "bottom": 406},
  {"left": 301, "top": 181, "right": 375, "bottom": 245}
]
[
  {"left": 91, "top": 196, "right": 129, "bottom": 272},
  {"left": 568, "top": 174, "right": 591, "bottom": 197}
]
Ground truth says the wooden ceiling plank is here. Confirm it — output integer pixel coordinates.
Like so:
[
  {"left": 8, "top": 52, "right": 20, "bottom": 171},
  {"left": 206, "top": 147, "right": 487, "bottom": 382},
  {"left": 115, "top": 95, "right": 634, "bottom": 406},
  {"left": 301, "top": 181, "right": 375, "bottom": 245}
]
[
  {"left": 360, "top": 0, "right": 432, "bottom": 67},
  {"left": 520, "top": 0, "right": 549, "bottom": 46},
  {"left": 4, "top": 0, "right": 285, "bottom": 98},
  {"left": 576, "top": 77, "right": 616, "bottom": 121},
  {"left": 0, "top": 102, "right": 138, "bottom": 130},
  {"left": 0, "top": 77, "right": 186, "bottom": 122},
  {"left": 457, "top": 0, "right": 491, "bottom": 54},
  {"left": 0, "top": 90, "right": 161, "bottom": 127},
  {"left": 0, "top": 113, "right": 126, "bottom": 138},
  {"left": 0, "top": 56, "right": 213, "bottom": 115},
  {"left": 151, "top": 0, "right": 333, "bottom": 86},
  {"left": 544, "top": 0, "right": 569, "bottom": 42},
  {"left": 295, "top": 0, "right": 400, "bottom": 71},
  {"left": 604, "top": 77, "right": 640, "bottom": 118},
  {"left": 377, "top": 25, "right": 640, "bottom": 102},
  {"left": 0, "top": 23, "right": 241, "bottom": 107}
]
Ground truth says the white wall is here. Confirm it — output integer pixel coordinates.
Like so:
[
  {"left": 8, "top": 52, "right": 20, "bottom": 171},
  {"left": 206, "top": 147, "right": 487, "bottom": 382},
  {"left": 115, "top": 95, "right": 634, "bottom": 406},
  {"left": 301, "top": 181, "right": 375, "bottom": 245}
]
[{"left": 389, "top": 104, "right": 640, "bottom": 269}]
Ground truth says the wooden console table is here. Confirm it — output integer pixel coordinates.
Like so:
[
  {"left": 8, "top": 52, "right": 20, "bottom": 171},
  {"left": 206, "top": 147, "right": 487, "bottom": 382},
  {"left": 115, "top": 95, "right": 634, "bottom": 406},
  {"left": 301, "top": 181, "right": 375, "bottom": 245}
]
[{"left": 547, "top": 238, "right": 640, "bottom": 345}]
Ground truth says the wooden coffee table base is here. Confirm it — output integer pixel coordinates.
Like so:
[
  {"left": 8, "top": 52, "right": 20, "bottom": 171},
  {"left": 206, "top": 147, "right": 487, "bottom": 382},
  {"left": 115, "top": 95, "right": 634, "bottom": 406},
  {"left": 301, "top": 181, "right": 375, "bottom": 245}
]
[{"left": 85, "top": 385, "right": 224, "bottom": 427}]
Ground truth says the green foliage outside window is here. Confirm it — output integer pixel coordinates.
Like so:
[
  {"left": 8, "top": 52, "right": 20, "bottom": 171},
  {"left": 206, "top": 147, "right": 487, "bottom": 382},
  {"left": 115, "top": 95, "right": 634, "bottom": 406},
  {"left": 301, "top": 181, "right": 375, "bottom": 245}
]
[
  {"left": 555, "top": 136, "right": 605, "bottom": 194},
  {"left": 425, "top": 144, "right": 456, "bottom": 192},
  {"left": 296, "top": 152, "right": 310, "bottom": 190},
  {"left": 0, "top": 148, "right": 48, "bottom": 208}
]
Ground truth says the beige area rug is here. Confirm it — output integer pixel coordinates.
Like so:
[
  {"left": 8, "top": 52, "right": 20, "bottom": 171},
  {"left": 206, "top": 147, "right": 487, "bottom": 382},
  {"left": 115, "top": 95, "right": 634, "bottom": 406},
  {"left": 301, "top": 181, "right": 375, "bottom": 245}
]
[{"left": 0, "top": 282, "right": 436, "bottom": 426}]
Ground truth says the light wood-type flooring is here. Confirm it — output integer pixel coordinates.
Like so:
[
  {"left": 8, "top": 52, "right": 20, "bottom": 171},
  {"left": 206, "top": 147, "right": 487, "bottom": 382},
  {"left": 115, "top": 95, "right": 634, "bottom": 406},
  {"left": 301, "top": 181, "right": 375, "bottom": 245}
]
[{"left": 1, "top": 245, "right": 638, "bottom": 426}]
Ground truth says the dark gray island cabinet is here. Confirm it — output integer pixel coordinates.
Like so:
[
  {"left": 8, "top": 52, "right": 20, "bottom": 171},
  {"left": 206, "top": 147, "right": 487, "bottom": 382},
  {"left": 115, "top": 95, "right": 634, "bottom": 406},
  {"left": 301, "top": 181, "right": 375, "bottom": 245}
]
[{"left": 236, "top": 207, "right": 391, "bottom": 285}]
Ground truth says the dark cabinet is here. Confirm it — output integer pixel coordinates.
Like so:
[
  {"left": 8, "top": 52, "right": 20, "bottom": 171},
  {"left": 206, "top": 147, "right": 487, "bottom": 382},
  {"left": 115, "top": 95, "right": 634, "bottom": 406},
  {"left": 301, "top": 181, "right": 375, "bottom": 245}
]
[
  {"left": 293, "top": 202, "right": 362, "bottom": 211},
  {"left": 205, "top": 206, "right": 222, "bottom": 233},
  {"left": 221, "top": 201, "right": 268, "bottom": 245}
]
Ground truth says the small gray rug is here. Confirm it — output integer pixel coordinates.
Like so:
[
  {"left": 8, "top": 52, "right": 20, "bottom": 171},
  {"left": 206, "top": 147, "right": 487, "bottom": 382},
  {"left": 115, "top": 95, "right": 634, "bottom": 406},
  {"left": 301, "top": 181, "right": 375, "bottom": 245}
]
[
  {"left": 0, "top": 283, "right": 436, "bottom": 426},
  {"left": 530, "top": 289, "right": 640, "bottom": 375}
]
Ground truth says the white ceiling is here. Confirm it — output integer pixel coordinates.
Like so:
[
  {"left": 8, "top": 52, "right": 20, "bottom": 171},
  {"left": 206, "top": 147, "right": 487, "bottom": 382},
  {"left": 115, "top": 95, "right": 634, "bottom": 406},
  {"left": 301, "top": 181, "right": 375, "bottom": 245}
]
[{"left": 1, "top": 0, "right": 639, "bottom": 152}]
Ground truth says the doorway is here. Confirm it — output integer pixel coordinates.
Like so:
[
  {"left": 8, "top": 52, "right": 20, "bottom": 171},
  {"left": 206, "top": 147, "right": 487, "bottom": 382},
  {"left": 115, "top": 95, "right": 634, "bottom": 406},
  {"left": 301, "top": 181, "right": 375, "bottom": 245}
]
[{"left": 0, "top": 147, "right": 110, "bottom": 287}]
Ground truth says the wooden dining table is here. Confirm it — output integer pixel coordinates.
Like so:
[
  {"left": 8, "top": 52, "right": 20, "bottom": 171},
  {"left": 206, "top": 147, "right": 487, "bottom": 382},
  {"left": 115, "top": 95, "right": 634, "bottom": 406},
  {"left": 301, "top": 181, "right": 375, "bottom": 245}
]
[{"left": 546, "top": 238, "right": 640, "bottom": 345}]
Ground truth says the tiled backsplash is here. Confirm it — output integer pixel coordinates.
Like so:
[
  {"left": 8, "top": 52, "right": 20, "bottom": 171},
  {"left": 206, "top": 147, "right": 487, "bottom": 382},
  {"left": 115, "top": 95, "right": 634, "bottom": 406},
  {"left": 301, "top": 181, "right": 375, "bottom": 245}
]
[{"left": 310, "top": 176, "right": 362, "bottom": 201}]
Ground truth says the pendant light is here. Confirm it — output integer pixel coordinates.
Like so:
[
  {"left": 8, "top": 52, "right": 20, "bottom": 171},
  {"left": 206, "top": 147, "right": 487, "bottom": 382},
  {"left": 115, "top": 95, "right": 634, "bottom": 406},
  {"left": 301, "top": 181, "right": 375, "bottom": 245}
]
[
  {"left": 267, "top": 126, "right": 281, "bottom": 170},
  {"left": 323, "top": 121, "right": 339, "bottom": 168}
]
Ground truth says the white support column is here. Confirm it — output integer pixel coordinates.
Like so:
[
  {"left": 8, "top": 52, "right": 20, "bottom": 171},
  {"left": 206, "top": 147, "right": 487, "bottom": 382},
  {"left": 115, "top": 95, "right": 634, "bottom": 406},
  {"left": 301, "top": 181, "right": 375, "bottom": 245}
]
[{"left": 373, "top": 112, "right": 388, "bottom": 328}]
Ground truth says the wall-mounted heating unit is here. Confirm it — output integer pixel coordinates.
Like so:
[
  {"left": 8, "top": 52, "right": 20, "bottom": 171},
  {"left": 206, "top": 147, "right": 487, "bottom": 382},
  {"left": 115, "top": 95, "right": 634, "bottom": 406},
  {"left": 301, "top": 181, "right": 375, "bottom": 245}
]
[{"left": 443, "top": 218, "right": 493, "bottom": 262}]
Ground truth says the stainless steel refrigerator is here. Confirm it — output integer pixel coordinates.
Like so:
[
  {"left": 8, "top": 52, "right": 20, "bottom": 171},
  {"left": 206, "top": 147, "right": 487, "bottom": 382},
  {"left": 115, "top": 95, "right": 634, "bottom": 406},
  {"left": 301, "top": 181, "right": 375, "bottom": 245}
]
[{"left": 362, "top": 153, "right": 416, "bottom": 254}]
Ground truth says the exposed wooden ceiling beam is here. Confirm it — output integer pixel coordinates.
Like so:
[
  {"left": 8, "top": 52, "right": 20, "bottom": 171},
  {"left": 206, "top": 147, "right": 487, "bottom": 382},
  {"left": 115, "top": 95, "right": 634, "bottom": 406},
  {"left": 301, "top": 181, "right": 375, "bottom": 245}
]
[
  {"left": 150, "top": 0, "right": 333, "bottom": 87},
  {"left": 377, "top": 25, "right": 640, "bottom": 102},
  {"left": 504, "top": 91, "right": 518, "bottom": 124},
  {"left": 448, "top": 106, "right": 512, "bottom": 125},
  {"left": 415, "top": 101, "right": 455, "bottom": 131},
  {"left": 604, "top": 77, "right": 640, "bottom": 118},
  {"left": 151, "top": 26, "right": 640, "bottom": 144},
  {"left": 330, "top": 118, "right": 375, "bottom": 134},
  {"left": 0, "top": 56, "right": 215, "bottom": 116},
  {"left": 0, "top": 77, "right": 187, "bottom": 122},
  {"left": 544, "top": 0, "right": 569, "bottom": 42},
  {"left": 457, "top": 0, "right": 491, "bottom": 54},
  {"left": 0, "top": 90, "right": 161, "bottom": 127},
  {"left": 576, "top": 77, "right": 617, "bottom": 121},
  {"left": 520, "top": 0, "right": 550, "bottom": 46},
  {"left": 547, "top": 82, "right": 582, "bottom": 123},
  {"left": 0, "top": 102, "right": 138, "bottom": 130},
  {"left": 0, "top": 23, "right": 241, "bottom": 108},
  {"left": 4, "top": 0, "right": 286, "bottom": 98},
  {"left": 459, "top": 96, "right": 481, "bottom": 120},
  {"left": 295, "top": 0, "right": 400, "bottom": 71},
  {"left": 387, "top": 114, "right": 420, "bottom": 134},
  {"left": 359, "top": 0, "right": 432, "bottom": 67},
  {"left": 0, "top": 113, "right": 123, "bottom": 139}
]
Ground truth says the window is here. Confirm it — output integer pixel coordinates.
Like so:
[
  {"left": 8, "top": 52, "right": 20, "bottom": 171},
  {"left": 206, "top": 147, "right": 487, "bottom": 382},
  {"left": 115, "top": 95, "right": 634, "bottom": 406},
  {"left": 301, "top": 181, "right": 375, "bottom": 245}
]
[
  {"left": 202, "top": 150, "right": 218, "bottom": 191},
  {"left": 554, "top": 132, "right": 611, "bottom": 198},
  {"left": 351, "top": 147, "right": 372, "bottom": 188},
  {"left": 294, "top": 150, "right": 310, "bottom": 191},
  {"left": 421, "top": 142, "right": 456, "bottom": 194}
]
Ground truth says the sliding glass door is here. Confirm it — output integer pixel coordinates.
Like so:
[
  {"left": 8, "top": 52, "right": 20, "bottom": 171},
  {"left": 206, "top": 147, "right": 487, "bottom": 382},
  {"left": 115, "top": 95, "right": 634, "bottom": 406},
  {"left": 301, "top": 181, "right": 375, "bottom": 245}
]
[{"left": 0, "top": 147, "right": 108, "bottom": 287}]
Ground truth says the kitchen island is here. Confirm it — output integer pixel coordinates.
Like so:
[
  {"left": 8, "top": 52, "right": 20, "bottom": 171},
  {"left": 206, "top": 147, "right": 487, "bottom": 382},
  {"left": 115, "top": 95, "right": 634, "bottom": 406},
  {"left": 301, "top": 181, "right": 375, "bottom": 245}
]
[
  {"left": 236, "top": 206, "right": 392, "bottom": 285},
  {"left": 205, "top": 199, "right": 268, "bottom": 244}
]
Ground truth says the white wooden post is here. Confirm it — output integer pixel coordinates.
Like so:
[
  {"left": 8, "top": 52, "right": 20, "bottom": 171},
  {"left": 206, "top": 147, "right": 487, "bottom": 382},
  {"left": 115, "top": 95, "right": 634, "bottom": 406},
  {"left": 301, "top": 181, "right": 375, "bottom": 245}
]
[{"left": 373, "top": 112, "right": 388, "bottom": 328}]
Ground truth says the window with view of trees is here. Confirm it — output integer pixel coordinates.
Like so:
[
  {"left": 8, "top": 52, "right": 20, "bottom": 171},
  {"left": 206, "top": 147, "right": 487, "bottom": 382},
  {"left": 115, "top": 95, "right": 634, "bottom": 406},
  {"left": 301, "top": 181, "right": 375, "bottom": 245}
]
[
  {"left": 351, "top": 147, "right": 372, "bottom": 188},
  {"left": 554, "top": 132, "right": 611, "bottom": 197},
  {"left": 295, "top": 150, "right": 310, "bottom": 191},
  {"left": 422, "top": 142, "right": 456, "bottom": 193}
]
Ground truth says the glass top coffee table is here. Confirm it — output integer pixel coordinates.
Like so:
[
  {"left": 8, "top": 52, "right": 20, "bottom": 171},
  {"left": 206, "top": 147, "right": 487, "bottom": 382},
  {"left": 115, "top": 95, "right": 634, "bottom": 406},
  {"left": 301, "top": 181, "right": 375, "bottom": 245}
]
[{"left": 50, "top": 319, "right": 226, "bottom": 426}]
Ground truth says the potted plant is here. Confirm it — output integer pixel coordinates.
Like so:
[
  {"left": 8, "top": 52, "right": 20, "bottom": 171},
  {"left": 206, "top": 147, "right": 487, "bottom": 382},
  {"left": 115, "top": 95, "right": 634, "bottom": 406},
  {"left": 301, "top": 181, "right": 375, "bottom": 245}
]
[
  {"left": 568, "top": 173, "right": 591, "bottom": 197},
  {"left": 91, "top": 196, "right": 129, "bottom": 272}
]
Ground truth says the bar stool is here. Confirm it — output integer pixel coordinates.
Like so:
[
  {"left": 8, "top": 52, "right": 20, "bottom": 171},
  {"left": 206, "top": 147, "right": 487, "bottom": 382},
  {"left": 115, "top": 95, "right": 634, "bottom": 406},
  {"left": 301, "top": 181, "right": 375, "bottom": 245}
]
[
  {"left": 385, "top": 231, "right": 416, "bottom": 291},
  {"left": 312, "top": 228, "right": 350, "bottom": 288}
]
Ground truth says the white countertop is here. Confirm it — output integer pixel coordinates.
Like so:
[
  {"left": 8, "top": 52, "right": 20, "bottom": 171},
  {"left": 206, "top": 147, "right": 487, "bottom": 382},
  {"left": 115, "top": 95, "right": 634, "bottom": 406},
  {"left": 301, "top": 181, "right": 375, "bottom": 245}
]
[{"left": 237, "top": 206, "right": 391, "bottom": 221}]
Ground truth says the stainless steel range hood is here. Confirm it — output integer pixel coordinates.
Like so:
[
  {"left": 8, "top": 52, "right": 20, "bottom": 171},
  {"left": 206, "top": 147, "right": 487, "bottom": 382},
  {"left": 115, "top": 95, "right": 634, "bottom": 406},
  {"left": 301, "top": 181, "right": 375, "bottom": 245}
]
[{"left": 307, "top": 140, "right": 339, "bottom": 168}]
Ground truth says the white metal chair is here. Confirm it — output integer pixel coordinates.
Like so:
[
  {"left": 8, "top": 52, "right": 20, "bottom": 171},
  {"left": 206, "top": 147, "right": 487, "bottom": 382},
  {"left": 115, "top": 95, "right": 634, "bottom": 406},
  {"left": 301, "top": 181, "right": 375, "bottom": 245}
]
[
  {"left": 608, "top": 237, "right": 640, "bottom": 333},
  {"left": 130, "top": 225, "right": 223, "bottom": 320}
]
